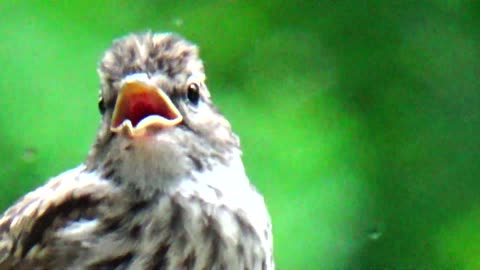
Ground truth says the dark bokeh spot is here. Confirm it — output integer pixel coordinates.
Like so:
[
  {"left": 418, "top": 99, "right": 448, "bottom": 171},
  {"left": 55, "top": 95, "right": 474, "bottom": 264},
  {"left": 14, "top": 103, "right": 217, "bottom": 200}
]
[{"left": 22, "top": 148, "right": 37, "bottom": 162}]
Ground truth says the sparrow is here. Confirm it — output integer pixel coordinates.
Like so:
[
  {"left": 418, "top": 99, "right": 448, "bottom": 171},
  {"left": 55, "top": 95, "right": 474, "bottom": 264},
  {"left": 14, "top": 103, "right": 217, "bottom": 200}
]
[{"left": 0, "top": 32, "right": 274, "bottom": 270}]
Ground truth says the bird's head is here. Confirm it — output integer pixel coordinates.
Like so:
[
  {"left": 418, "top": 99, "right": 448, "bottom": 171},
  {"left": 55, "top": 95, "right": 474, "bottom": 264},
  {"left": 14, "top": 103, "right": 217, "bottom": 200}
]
[{"left": 86, "top": 33, "right": 241, "bottom": 192}]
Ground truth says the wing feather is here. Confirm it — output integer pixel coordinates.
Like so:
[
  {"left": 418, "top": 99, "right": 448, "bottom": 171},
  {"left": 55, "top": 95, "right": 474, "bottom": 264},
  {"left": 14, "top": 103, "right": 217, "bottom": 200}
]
[{"left": 0, "top": 165, "right": 116, "bottom": 269}]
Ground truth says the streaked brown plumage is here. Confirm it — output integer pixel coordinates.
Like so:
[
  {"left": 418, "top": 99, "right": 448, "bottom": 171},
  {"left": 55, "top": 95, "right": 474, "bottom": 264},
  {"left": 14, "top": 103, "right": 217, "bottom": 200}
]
[{"left": 0, "top": 32, "right": 274, "bottom": 270}]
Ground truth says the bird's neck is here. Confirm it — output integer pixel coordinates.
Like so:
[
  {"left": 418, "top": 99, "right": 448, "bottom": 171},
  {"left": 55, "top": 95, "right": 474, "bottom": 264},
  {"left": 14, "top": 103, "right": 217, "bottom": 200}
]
[{"left": 86, "top": 133, "right": 242, "bottom": 200}]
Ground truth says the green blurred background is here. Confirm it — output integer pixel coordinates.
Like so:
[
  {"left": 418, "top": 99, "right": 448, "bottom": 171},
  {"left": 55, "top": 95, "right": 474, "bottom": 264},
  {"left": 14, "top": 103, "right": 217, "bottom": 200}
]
[{"left": 1, "top": 1, "right": 479, "bottom": 269}]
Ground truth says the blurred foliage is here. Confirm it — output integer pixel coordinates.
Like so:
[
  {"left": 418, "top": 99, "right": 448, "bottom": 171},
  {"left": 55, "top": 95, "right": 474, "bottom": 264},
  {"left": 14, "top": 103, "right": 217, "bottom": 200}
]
[{"left": 0, "top": 1, "right": 479, "bottom": 269}]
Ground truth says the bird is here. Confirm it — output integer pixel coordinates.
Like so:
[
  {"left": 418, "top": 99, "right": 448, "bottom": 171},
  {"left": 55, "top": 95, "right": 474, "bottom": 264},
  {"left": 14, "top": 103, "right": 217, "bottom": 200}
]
[{"left": 0, "top": 32, "right": 274, "bottom": 270}]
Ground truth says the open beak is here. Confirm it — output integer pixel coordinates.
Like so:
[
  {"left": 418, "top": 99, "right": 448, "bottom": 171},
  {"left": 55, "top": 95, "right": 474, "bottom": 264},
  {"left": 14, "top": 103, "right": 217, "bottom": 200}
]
[{"left": 110, "top": 74, "right": 183, "bottom": 137}]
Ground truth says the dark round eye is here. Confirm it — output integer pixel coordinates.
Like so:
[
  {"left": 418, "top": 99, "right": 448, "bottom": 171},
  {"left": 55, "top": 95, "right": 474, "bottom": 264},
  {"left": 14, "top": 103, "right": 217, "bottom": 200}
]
[
  {"left": 98, "top": 97, "right": 106, "bottom": 114},
  {"left": 187, "top": 83, "right": 200, "bottom": 105}
]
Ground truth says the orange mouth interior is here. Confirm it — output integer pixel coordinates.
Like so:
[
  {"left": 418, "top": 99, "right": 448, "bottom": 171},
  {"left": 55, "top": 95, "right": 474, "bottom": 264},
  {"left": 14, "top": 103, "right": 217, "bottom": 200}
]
[{"left": 111, "top": 81, "right": 182, "bottom": 137}]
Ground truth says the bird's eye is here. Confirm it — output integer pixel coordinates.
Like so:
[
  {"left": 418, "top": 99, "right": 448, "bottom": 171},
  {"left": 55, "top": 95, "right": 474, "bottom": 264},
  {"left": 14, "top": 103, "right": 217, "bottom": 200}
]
[
  {"left": 187, "top": 83, "right": 200, "bottom": 105},
  {"left": 98, "top": 97, "right": 106, "bottom": 114}
]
